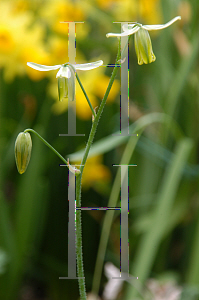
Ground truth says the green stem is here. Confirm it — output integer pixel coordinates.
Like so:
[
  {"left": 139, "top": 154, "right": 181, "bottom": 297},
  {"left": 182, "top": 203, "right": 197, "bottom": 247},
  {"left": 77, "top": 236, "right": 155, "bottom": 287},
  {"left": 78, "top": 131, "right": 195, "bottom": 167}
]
[
  {"left": 24, "top": 129, "right": 68, "bottom": 166},
  {"left": 76, "top": 72, "right": 96, "bottom": 117},
  {"left": 75, "top": 40, "right": 121, "bottom": 300}
]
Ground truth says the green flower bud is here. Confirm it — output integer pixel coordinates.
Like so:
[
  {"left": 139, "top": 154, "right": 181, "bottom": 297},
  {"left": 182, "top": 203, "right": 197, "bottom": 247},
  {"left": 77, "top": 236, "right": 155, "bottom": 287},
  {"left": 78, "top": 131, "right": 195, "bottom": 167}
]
[
  {"left": 134, "top": 28, "right": 156, "bottom": 65},
  {"left": 15, "top": 132, "right": 32, "bottom": 174}
]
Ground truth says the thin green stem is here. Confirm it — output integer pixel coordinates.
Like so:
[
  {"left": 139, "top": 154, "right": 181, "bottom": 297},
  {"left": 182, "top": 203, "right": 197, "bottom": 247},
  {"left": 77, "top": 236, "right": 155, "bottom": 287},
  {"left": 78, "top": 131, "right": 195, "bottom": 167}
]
[
  {"left": 75, "top": 40, "right": 121, "bottom": 300},
  {"left": 76, "top": 72, "right": 96, "bottom": 117},
  {"left": 81, "top": 42, "right": 121, "bottom": 173},
  {"left": 24, "top": 129, "right": 68, "bottom": 166}
]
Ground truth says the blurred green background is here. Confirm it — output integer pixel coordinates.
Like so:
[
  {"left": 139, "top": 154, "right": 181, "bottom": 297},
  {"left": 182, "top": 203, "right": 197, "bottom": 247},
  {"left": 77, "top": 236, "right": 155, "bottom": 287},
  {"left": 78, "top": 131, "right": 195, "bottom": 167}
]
[{"left": 1, "top": 0, "right": 199, "bottom": 299}]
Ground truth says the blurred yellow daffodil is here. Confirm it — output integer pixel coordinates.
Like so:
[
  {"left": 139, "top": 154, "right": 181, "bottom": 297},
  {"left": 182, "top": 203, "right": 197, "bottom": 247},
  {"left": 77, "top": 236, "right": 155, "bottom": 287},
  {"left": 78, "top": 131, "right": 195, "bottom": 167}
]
[
  {"left": 74, "top": 155, "right": 111, "bottom": 191},
  {"left": 106, "top": 16, "right": 181, "bottom": 65},
  {"left": 0, "top": 1, "right": 49, "bottom": 81}
]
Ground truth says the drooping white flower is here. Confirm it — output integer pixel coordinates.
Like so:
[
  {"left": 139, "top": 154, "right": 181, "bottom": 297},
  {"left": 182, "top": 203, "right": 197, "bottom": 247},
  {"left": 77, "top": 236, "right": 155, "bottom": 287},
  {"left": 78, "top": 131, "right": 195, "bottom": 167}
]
[
  {"left": 106, "top": 16, "right": 181, "bottom": 65},
  {"left": 27, "top": 60, "right": 103, "bottom": 101}
]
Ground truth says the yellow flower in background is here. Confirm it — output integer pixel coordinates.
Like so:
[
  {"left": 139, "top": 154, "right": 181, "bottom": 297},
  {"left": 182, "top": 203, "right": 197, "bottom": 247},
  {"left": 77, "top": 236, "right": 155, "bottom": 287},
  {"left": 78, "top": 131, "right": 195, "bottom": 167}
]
[
  {"left": 76, "top": 66, "right": 120, "bottom": 119},
  {"left": 23, "top": 45, "right": 51, "bottom": 81},
  {"left": 0, "top": 23, "right": 14, "bottom": 54},
  {"left": 48, "top": 36, "right": 69, "bottom": 66},
  {"left": 39, "top": 0, "right": 89, "bottom": 46},
  {"left": 9, "top": 0, "right": 30, "bottom": 15},
  {"left": 0, "top": 0, "right": 163, "bottom": 81},
  {"left": 0, "top": 1, "right": 49, "bottom": 81},
  {"left": 20, "top": 23, "right": 53, "bottom": 81},
  {"left": 39, "top": 0, "right": 85, "bottom": 35},
  {"left": 0, "top": 2, "right": 27, "bottom": 72},
  {"left": 0, "top": 0, "right": 89, "bottom": 82},
  {"left": 93, "top": 73, "right": 120, "bottom": 103},
  {"left": 76, "top": 88, "right": 98, "bottom": 120},
  {"left": 74, "top": 156, "right": 111, "bottom": 190},
  {"left": 139, "top": 0, "right": 162, "bottom": 25},
  {"left": 112, "top": 0, "right": 162, "bottom": 25}
]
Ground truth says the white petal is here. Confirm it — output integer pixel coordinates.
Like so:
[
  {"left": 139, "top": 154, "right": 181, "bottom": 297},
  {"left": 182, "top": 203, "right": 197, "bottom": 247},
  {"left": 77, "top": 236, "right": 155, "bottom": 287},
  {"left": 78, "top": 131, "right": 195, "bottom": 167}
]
[
  {"left": 122, "top": 23, "right": 141, "bottom": 31},
  {"left": 74, "top": 60, "right": 103, "bottom": 70},
  {"left": 27, "top": 62, "right": 62, "bottom": 71},
  {"left": 56, "top": 66, "right": 71, "bottom": 78},
  {"left": 142, "top": 16, "right": 181, "bottom": 31},
  {"left": 106, "top": 26, "right": 140, "bottom": 38}
]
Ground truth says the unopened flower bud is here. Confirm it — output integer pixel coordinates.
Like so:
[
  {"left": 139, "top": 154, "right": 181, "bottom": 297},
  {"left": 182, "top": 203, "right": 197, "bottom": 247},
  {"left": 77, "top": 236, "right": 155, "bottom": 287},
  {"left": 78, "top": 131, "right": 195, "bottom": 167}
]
[
  {"left": 15, "top": 132, "right": 32, "bottom": 174},
  {"left": 134, "top": 28, "right": 156, "bottom": 65}
]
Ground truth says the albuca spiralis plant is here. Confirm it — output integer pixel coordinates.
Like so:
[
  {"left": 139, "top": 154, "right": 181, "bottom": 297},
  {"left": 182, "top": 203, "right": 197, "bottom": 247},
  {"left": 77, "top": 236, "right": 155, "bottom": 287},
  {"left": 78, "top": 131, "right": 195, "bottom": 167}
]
[{"left": 14, "top": 16, "right": 181, "bottom": 300}]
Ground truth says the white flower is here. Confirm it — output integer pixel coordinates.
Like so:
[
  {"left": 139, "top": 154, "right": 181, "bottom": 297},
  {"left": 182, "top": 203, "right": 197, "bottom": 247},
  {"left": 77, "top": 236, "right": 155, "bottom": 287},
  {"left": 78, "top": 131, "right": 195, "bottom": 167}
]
[
  {"left": 27, "top": 60, "right": 103, "bottom": 101},
  {"left": 106, "top": 16, "right": 181, "bottom": 65}
]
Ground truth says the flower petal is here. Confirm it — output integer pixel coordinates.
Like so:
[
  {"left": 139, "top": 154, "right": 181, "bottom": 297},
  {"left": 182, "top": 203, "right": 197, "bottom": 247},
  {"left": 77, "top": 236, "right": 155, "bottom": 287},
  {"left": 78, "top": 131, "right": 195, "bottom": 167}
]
[
  {"left": 142, "top": 16, "right": 181, "bottom": 31},
  {"left": 74, "top": 60, "right": 103, "bottom": 70},
  {"left": 27, "top": 62, "right": 62, "bottom": 71},
  {"left": 134, "top": 28, "right": 156, "bottom": 65},
  {"left": 57, "top": 65, "right": 75, "bottom": 101},
  {"left": 67, "top": 66, "right": 76, "bottom": 101},
  {"left": 106, "top": 26, "right": 140, "bottom": 38},
  {"left": 56, "top": 66, "right": 71, "bottom": 78},
  {"left": 122, "top": 23, "right": 141, "bottom": 31}
]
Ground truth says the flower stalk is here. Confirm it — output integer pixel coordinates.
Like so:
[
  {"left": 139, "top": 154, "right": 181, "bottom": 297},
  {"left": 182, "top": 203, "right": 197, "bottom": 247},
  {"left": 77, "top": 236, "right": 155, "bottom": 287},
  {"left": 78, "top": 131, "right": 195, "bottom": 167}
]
[
  {"left": 75, "top": 39, "right": 121, "bottom": 299},
  {"left": 13, "top": 13, "right": 182, "bottom": 300},
  {"left": 22, "top": 129, "right": 81, "bottom": 174},
  {"left": 16, "top": 39, "right": 120, "bottom": 298}
]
